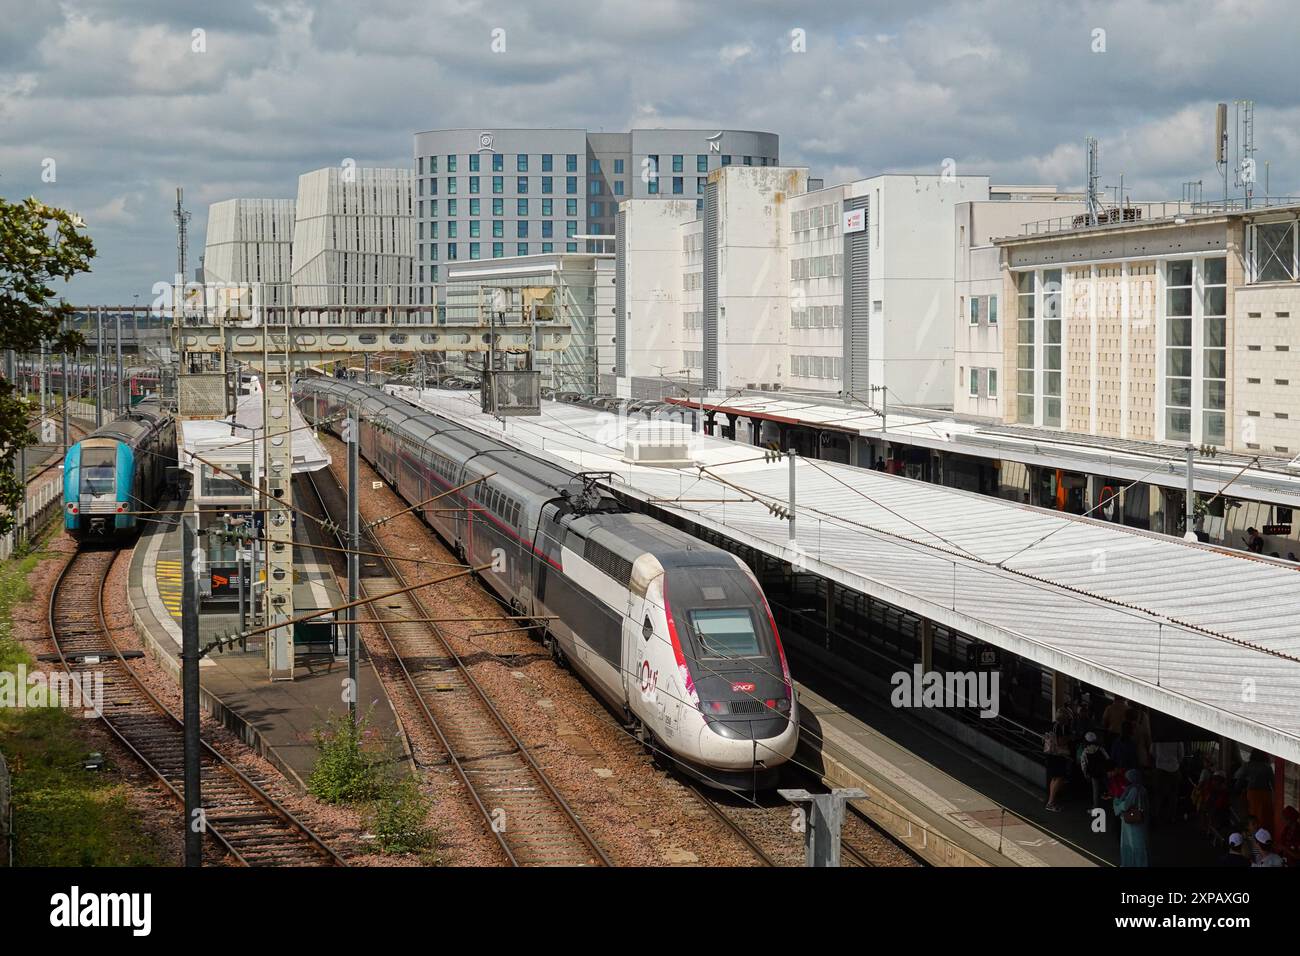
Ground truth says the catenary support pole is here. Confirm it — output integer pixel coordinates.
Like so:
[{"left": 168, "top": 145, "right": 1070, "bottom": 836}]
[
  {"left": 347, "top": 405, "right": 360, "bottom": 725},
  {"left": 181, "top": 517, "right": 203, "bottom": 867},
  {"left": 115, "top": 311, "right": 124, "bottom": 415},
  {"left": 95, "top": 308, "right": 103, "bottom": 427},
  {"left": 778, "top": 788, "right": 866, "bottom": 867},
  {"left": 61, "top": 344, "right": 69, "bottom": 453},
  {"left": 788, "top": 449, "right": 797, "bottom": 542},
  {"left": 1184, "top": 444, "right": 1197, "bottom": 541}
]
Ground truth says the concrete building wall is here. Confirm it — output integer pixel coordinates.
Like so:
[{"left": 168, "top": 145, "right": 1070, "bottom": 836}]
[
  {"left": 619, "top": 199, "right": 700, "bottom": 380},
  {"left": 788, "top": 183, "right": 850, "bottom": 391},
  {"left": 202, "top": 199, "right": 297, "bottom": 306}
]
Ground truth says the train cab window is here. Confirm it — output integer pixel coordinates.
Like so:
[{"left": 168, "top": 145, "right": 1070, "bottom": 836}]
[
  {"left": 687, "top": 608, "right": 763, "bottom": 659},
  {"left": 79, "top": 446, "right": 117, "bottom": 495}
]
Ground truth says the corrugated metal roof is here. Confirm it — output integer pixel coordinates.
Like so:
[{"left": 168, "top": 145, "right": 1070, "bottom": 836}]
[{"left": 391, "top": 385, "right": 1300, "bottom": 763}]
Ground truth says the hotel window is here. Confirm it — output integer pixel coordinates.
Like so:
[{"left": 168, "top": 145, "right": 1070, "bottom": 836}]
[
  {"left": 492, "top": 198, "right": 503, "bottom": 216},
  {"left": 469, "top": 220, "right": 480, "bottom": 238},
  {"left": 722, "top": 154, "right": 732, "bottom": 165},
  {"left": 566, "top": 199, "right": 577, "bottom": 216},
  {"left": 492, "top": 220, "right": 503, "bottom": 238},
  {"left": 469, "top": 198, "right": 479, "bottom": 216},
  {"left": 517, "top": 199, "right": 528, "bottom": 216},
  {"left": 542, "top": 154, "right": 553, "bottom": 172},
  {"left": 517, "top": 243, "right": 528, "bottom": 256},
  {"left": 648, "top": 176, "right": 659, "bottom": 195},
  {"left": 469, "top": 176, "right": 479, "bottom": 194},
  {"left": 566, "top": 176, "right": 577, "bottom": 194},
  {"left": 447, "top": 155, "right": 457, "bottom": 172},
  {"left": 517, "top": 154, "right": 528, "bottom": 172},
  {"left": 469, "top": 242, "right": 480, "bottom": 259},
  {"left": 492, "top": 176, "right": 503, "bottom": 194},
  {"left": 1015, "top": 270, "right": 1036, "bottom": 423},
  {"left": 988, "top": 295, "right": 998, "bottom": 325},
  {"left": 447, "top": 243, "right": 457, "bottom": 260},
  {"left": 589, "top": 158, "right": 600, "bottom": 173},
  {"left": 429, "top": 156, "right": 438, "bottom": 173},
  {"left": 518, "top": 177, "right": 528, "bottom": 193},
  {"left": 672, "top": 177, "right": 683, "bottom": 194},
  {"left": 566, "top": 154, "right": 577, "bottom": 172},
  {"left": 541, "top": 199, "right": 553, "bottom": 216},
  {"left": 672, "top": 155, "right": 683, "bottom": 173},
  {"left": 542, "top": 220, "right": 553, "bottom": 238},
  {"left": 430, "top": 222, "right": 438, "bottom": 238},
  {"left": 430, "top": 243, "right": 438, "bottom": 259},
  {"left": 988, "top": 369, "right": 998, "bottom": 398},
  {"left": 517, "top": 220, "right": 528, "bottom": 238},
  {"left": 743, "top": 156, "right": 753, "bottom": 165},
  {"left": 492, "top": 242, "right": 503, "bottom": 258},
  {"left": 615, "top": 159, "right": 624, "bottom": 174},
  {"left": 542, "top": 242, "right": 554, "bottom": 253},
  {"left": 969, "top": 296, "right": 981, "bottom": 325},
  {"left": 429, "top": 200, "right": 437, "bottom": 217},
  {"left": 447, "top": 221, "right": 457, "bottom": 238},
  {"left": 542, "top": 176, "right": 553, "bottom": 193},
  {"left": 698, "top": 178, "right": 706, "bottom": 195},
  {"left": 614, "top": 181, "right": 624, "bottom": 196},
  {"left": 492, "top": 154, "right": 503, "bottom": 172},
  {"left": 697, "top": 154, "right": 708, "bottom": 173},
  {"left": 589, "top": 180, "right": 602, "bottom": 195},
  {"left": 566, "top": 242, "right": 578, "bottom": 252},
  {"left": 447, "top": 200, "right": 457, "bottom": 216},
  {"left": 1250, "top": 220, "right": 1298, "bottom": 282},
  {"left": 970, "top": 368, "right": 979, "bottom": 397},
  {"left": 589, "top": 201, "right": 602, "bottom": 217},
  {"left": 1165, "top": 258, "right": 1194, "bottom": 442},
  {"left": 469, "top": 154, "right": 479, "bottom": 172},
  {"left": 566, "top": 221, "right": 577, "bottom": 238},
  {"left": 428, "top": 179, "right": 436, "bottom": 195}
]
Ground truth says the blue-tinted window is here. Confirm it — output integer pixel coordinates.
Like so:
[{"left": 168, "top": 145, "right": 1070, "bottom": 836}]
[
  {"left": 469, "top": 198, "right": 480, "bottom": 215},
  {"left": 743, "top": 156, "right": 753, "bottom": 166},
  {"left": 430, "top": 222, "right": 438, "bottom": 238},
  {"left": 542, "top": 242, "right": 554, "bottom": 253},
  {"left": 672, "top": 155, "right": 683, "bottom": 173},
  {"left": 541, "top": 176, "right": 553, "bottom": 194},
  {"left": 430, "top": 243, "right": 438, "bottom": 259},
  {"left": 492, "top": 176, "right": 503, "bottom": 194},
  {"left": 447, "top": 199, "right": 457, "bottom": 216},
  {"left": 541, "top": 198, "right": 553, "bottom": 216},
  {"left": 566, "top": 176, "right": 577, "bottom": 194},
  {"left": 469, "top": 176, "right": 479, "bottom": 194},
  {"left": 614, "top": 181, "right": 624, "bottom": 196},
  {"left": 542, "top": 220, "right": 553, "bottom": 238},
  {"left": 590, "top": 158, "right": 600, "bottom": 173},
  {"left": 517, "top": 243, "right": 528, "bottom": 256},
  {"left": 447, "top": 242, "right": 457, "bottom": 260},
  {"left": 447, "top": 155, "right": 457, "bottom": 172},
  {"left": 430, "top": 265, "right": 438, "bottom": 281},
  {"left": 492, "top": 220, "right": 503, "bottom": 238},
  {"left": 429, "top": 156, "right": 438, "bottom": 173},
  {"left": 696, "top": 198, "right": 703, "bottom": 212},
  {"left": 541, "top": 154, "right": 553, "bottom": 172},
  {"left": 430, "top": 200, "right": 438, "bottom": 217},
  {"left": 614, "top": 159, "right": 624, "bottom": 174},
  {"left": 447, "top": 177, "right": 457, "bottom": 194},
  {"left": 517, "top": 198, "right": 528, "bottom": 216},
  {"left": 418, "top": 157, "right": 423, "bottom": 175},
  {"left": 722, "top": 155, "right": 732, "bottom": 166},
  {"left": 492, "top": 242, "right": 503, "bottom": 258},
  {"left": 566, "top": 242, "right": 577, "bottom": 253},
  {"left": 566, "top": 199, "right": 577, "bottom": 216},
  {"left": 566, "top": 154, "right": 577, "bottom": 172},
  {"left": 697, "top": 154, "right": 707, "bottom": 172},
  {"left": 469, "top": 221, "right": 480, "bottom": 238},
  {"left": 517, "top": 220, "right": 528, "bottom": 238},
  {"left": 492, "top": 153, "right": 503, "bottom": 171},
  {"left": 566, "top": 220, "right": 577, "bottom": 237},
  {"left": 469, "top": 154, "right": 480, "bottom": 172},
  {"left": 517, "top": 154, "right": 528, "bottom": 171},
  {"left": 697, "top": 177, "right": 706, "bottom": 194},
  {"left": 492, "top": 198, "right": 503, "bottom": 216},
  {"left": 589, "top": 180, "right": 602, "bottom": 195},
  {"left": 672, "top": 177, "right": 683, "bottom": 194},
  {"left": 447, "top": 221, "right": 457, "bottom": 238},
  {"left": 469, "top": 242, "right": 480, "bottom": 259},
  {"left": 517, "top": 176, "right": 528, "bottom": 193},
  {"left": 429, "top": 178, "right": 437, "bottom": 195},
  {"left": 589, "top": 201, "right": 602, "bottom": 217},
  {"left": 647, "top": 177, "right": 659, "bottom": 195}
]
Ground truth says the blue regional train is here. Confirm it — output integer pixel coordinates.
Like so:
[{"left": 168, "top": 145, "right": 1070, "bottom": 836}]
[{"left": 64, "top": 401, "right": 176, "bottom": 541}]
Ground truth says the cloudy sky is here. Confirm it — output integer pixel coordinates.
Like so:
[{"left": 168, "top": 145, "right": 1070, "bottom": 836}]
[{"left": 2, "top": 0, "right": 1297, "bottom": 302}]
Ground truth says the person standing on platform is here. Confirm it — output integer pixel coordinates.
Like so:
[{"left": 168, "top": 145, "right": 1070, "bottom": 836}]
[
  {"left": 1235, "top": 750, "right": 1275, "bottom": 828},
  {"left": 1113, "top": 769, "right": 1150, "bottom": 867},
  {"left": 1217, "top": 832, "right": 1252, "bottom": 867},
  {"left": 1079, "top": 732, "right": 1111, "bottom": 810},
  {"left": 1043, "top": 709, "right": 1073, "bottom": 812},
  {"left": 1101, "top": 696, "right": 1128, "bottom": 745}
]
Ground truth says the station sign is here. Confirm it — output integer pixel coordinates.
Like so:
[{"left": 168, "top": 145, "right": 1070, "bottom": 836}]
[
  {"left": 1263, "top": 523, "right": 1291, "bottom": 536},
  {"left": 843, "top": 208, "right": 866, "bottom": 234},
  {"left": 966, "top": 642, "right": 1001, "bottom": 670}
]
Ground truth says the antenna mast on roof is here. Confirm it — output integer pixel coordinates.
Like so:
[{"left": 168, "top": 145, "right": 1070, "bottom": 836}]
[
  {"left": 1084, "top": 137, "right": 1101, "bottom": 226},
  {"left": 174, "top": 187, "right": 192, "bottom": 285}
]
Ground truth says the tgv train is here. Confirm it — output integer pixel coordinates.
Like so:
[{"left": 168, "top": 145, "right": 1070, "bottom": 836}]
[
  {"left": 64, "top": 401, "right": 175, "bottom": 541},
  {"left": 298, "top": 378, "right": 798, "bottom": 788}
]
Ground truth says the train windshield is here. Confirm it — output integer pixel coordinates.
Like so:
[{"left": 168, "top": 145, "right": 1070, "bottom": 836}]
[
  {"left": 79, "top": 446, "right": 117, "bottom": 496},
  {"left": 687, "top": 608, "right": 762, "bottom": 659}
]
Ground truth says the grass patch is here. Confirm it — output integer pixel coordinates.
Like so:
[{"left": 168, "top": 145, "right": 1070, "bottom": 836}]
[
  {"left": 0, "top": 536, "right": 167, "bottom": 866},
  {"left": 310, "top": 709, "right": 439, "bottom": 862}
]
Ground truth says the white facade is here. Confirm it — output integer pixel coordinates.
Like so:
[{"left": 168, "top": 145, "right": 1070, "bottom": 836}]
[
  {"left": 617, "top": 199, "right": 700, "bottom": 381},
  {"left": 202, "top": 199, "right": 297, "bottom": 306},
  {"left": 291, "top": 166, "right": 415, "bottom": 308}
]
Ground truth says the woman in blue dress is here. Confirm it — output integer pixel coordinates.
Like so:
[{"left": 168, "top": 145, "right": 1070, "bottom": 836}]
[{"left": 1113, "top": 768, "right": 1150, "bottom": 867}]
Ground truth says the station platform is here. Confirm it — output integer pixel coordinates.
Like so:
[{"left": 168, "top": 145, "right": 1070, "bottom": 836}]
[{"left": 127, "top": 499, "right": 403, "bottom": 789}]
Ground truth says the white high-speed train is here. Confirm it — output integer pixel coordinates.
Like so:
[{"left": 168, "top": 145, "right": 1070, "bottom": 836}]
[{"left": 298, "top": 378, "right": 798, "bottom": 789}]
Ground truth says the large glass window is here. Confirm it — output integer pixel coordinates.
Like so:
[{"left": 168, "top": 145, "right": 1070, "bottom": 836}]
[
  {"left": 541, "top": 199, "right": 552, "bottom": 216},
  {"left": 492, "top": 242, "right": 503, "bottom": 258},
  {"left": 566, "top": 154, "right": 577, "bottom": 172},
  {"left": 672, "top": 154, "right": 683, "bottom": 173},
  {"left": 1165, "top": 259, "right": 1194, "bottom": 442},
  {"left": 1202, "top": 257, "right": 1227, "bottom": 446},
  {"left": 1015, "top": 270, "right": 1036, "bottom": 423},
  {"left": 541, "top": 154, "right": 553, "bottom": 172},
  {"left": 688, "top": 608, "right": 761, "bottom": 659},
  {"left": 469, "top": 220, "right": 480, "bottom": 238},
  {"left": 566, "top": 176, "right": 577, "bottom": 194},
  {"left": 447, "top": 199, "right": 457, "bottom": 216},
  {"left": 492, "top": 220, "right": 503, "bottom": 238},
  {"left": 517, "top": 176, "right": 528, "bottom": 194},
  {"left": 468, "top": 176, "right": 479, "bottom": 194},
  {"left": 492, "top": 176, "right": 503, "bottom": 194},
  {"left": 1043, "top": 269, "right": 1062, "bottom": 427},
  {"left": 517, "top": 154, "right": 528, "bottom": 172},
  {"left": 517, "top": 198, "right": 528, "bottom": 216},
  {"left": 542, "top": 176, "right": 553, "bottom": 194},
  {"left": 469, "top": 154, "right": 479, "bottom": 172},
  {"left": 446, "top": 176, "right": 457, "bottom": 194},
  {"left": 566, "top": 199, "right": 577, "bottom": 217},
  {"left": 672, "top": 177, "right": 683, "bottom": 195},
  {"left": 446, "top": 155, "right": 457, "bottom": 172},
  {"left": 1252, "top": 221, "right": 1298, "bottom": 282},
  {"left": 469, "top": 198, "right": 479, "bottom": 216},
  {"left": 492, "top": 198, "right": 503, "bottom": 216}
]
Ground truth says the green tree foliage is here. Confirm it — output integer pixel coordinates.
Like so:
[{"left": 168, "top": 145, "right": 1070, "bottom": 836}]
[{"left": 0, "top": 196, "right": 95, "bottom": 532}]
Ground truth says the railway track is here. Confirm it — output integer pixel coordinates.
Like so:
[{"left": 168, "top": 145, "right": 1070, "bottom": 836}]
[
  {"left": 301, "top": 468, "right": 612, "bottom": 867},
  {"left": 48, "top": 547, "right": 345, "bottom": 866}
]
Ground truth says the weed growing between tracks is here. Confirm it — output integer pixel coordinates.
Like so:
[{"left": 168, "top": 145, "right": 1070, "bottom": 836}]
[
  {"left": 0, "top": 533, "right": 166, "bottom": 866},
  {"left": 309, "top": 709, "right": 440, "bottom": 861}
]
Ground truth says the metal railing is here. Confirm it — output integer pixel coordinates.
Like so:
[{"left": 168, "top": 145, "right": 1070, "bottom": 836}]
[{"left": 1018, "top": 196, "right": 1300, "bottom": 238}]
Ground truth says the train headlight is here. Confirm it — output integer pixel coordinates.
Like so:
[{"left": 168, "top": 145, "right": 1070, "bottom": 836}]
[
  {"left": 766, "top": 698, "right": 791, "bottom": 715},
  {"left": 702, "top": 700, "right": 730, "bottom": 715}
]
